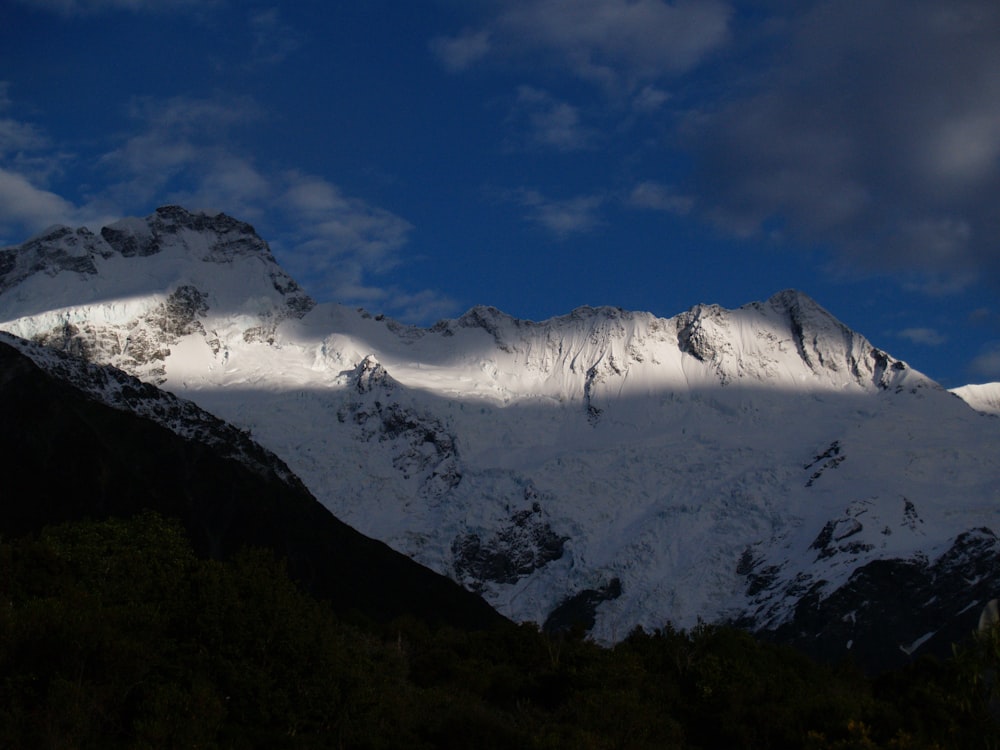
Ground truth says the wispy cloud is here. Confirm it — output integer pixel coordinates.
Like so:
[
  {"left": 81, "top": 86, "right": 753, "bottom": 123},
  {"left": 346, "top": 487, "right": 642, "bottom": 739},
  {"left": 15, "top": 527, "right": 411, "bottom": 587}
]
[
  {"left": 628, "top": 181, "right": 693, "bottom": 215},
  {"left": 0, "top": 116, "right": 47, "bottom": 156},
  {"left": 105, "top": 99, "right": 437, "bottom": 316},
  {"left": 0, "top": 168, "right": 80, "bottom": 235},
  {"left": 14, "top": 0, "right": 209, "bottom": 15},
  {"left": 509, "top": 188, "right": 605, "bottom": 238},
  {"left": 631, "top": 84, "right": 671, "bottom": 113},
  {"left": 98, "top": 95, "right": 266, "bottom": 214},
  {"left": 381, "top": 288, "right": 457, "bottom": 324},
  {"left": 248, "top": 7, "right": 303, "bottom": 66},
  {"left": 0, "top": 89, "right": 93, "bottom": 237},
  {"left": 897, "top": 327, "right": 947, "bottom": 346},
  {"left": 275, "top": 170, "right": 414, "bottom": 296},
  {"left": 507, "top": 86, "right": 597, "bottom": 152},
  {"left": 430, "top": 29, "right": 492, "bottom": 72},
  {"left": 434, "top": 0, "right": 732, "bottom": 90}
]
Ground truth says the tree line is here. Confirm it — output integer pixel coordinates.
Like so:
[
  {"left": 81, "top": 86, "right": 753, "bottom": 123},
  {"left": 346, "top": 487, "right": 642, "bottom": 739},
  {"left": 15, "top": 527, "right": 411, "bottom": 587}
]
[{"left": 1, "top": 511, "right": 998, "bottom": 748}]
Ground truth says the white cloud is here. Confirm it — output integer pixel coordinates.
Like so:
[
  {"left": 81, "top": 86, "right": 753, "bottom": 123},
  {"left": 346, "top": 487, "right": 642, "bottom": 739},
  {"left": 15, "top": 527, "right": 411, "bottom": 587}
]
[
  {"left": 430, "top": 29, "right": 492, "bottom": 72},
  {"left": 436, "top": 0, "right": 731, "bottom": 89},
  {"left": 98, "top": 96, "right": 264, "bottom": 211},
  {"left": 897, "top": 327, "right": 947, "bottom": 346},
  {"left": 968, "top": 307, "right": 993, "bottom": 324},
  {"left": 168, "top": 155, "right": 272, "bottom": 218},
  {"left": 15, "top": 0, "right": 208, "bottom": 14},
  {"left": 0, "top": 167, "right": 79, "bottom": 235},
  {"left": 628, "top": 181, "right": 692, "bottom": 215},
  {"left": 924, "top": 112, "right": 1000, "bottom": 190},
  {"left": 102, "top": 100, "right": 420, "bottom": 310},
  {"left": 508, "top": 86, "right": 596, "bottom": 152},
  {"left": 632, "top": 85, "right": 671, "bottom": 113},
  {"left": 0, "top": 97, "right": 97, "bottom": 240},
  {"left": 514, "top": 189, "right": 605, "bottom": 237},
  {"left": 0, "top": 117, "right": 47, "bottom": 157},
  {"left": 279, "top": 170, "right": 414, "bottom": 276},
  {"left": 386, "top": 288, "right": 458, "bottom": 323},
  {"left": 249, "top": 7, "right": 302, "bottom": 66}
]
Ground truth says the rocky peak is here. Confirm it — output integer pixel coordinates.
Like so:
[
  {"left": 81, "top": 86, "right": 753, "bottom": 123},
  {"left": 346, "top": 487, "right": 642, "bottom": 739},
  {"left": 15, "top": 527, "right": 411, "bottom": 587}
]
[
  {"left": 765, "top": 289, "right": 860, "bottom": 370},
  {"left": 100, "top": 205, "right": 273, "bottom": 263},
  {"left": 674, "top": 302, "right": 729, "bottom": 366},
  {"left": 353, "top": 355, "right": 396, "bottom": 394},
  {"left": 0, "top": 225, "right": 112, "bottom": 294},
  {"left": 671, "top": 289, "right": 921, "bottom": 391},
  {"left": 1, "top": 207, "right": 315, "bottom": 321}
]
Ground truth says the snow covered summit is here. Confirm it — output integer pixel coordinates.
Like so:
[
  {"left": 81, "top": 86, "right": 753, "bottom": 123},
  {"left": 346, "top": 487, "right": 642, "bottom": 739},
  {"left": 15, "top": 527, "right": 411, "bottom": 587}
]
[{"left": 2, "top": 206, "right": 998, "bottom": 672}]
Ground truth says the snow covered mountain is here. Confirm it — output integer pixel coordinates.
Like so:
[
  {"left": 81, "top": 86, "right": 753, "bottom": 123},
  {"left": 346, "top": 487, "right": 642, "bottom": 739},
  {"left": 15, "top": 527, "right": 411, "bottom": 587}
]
[
  {"left": 3, "top": 206, "right": 998, "bottom": 671},
  {"left": 952, "top": 382, "right": 1000, "bottom": 416},
  {"left": 0, "top": 332, "right": 504, "bottom": 630}
]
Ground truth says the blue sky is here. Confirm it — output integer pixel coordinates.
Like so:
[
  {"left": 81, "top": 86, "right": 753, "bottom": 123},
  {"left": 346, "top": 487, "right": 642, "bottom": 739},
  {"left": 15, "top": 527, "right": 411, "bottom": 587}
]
[{"left": 2, "top": 0, "right": 1000, "bottom": 387}]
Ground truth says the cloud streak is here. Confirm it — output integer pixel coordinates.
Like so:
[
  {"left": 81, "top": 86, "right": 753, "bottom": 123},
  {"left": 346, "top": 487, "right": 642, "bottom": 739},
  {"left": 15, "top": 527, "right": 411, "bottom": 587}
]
[
  {"left": 506, "top": 86, "right": 597, "bottom": 152},
  {"left": 433, "top": 0, "right": 731, "bottom": 89},
  {"left": 506, "top": 188, "right": 606, "bottom": 238},
  {"left": 14, "top": 0, "right": 208, "bottom": 15},
  {"left": 628, "top": 181, "right": 693, "bottom": 215},
  {"left": 897, "top": 327, "right": 947, "bottom": 347},
  {"left": 248, "top": 7, "right": 303, "bottom": 66},
  {"left": 430, "top": 29, "right": 492, "bottom": 72}
]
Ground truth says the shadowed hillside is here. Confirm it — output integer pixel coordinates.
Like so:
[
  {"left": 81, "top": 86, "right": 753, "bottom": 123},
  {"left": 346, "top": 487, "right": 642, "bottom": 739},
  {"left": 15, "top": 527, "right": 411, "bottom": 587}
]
[{"left": 0, "top": 340, "right": 505, "bottom": 631}]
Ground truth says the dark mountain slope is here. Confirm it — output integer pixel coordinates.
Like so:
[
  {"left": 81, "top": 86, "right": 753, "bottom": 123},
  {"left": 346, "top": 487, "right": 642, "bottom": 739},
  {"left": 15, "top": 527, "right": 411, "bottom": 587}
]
[{"left": 0, "top": 340, "right": 506, "bottom": 631}]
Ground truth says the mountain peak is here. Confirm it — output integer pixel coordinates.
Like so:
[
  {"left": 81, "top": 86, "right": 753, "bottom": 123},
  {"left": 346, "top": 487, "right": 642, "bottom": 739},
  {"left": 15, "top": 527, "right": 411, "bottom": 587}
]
[
  {"left": 0, "top": 207, "right": 314, "bottom": 323},
  {"left": 0, "top": 225, "right": 110, "bottom": 294},
  {"left": 765, "top": 287, "right": 820, "bottom": 309},
  {"left": 100, "top": 205, "right": 272, "bottom": 263},
  {"left": 668, "top": 289, "right": 925, "bottom": 392}
]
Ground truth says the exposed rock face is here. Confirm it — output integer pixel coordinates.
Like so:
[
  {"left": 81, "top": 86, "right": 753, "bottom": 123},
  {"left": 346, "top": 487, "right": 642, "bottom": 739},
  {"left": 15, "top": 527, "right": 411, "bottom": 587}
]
[
  {"left": 1, "top": 206, "right": 314, "bottom": 383},
  {"left": 338, "top": 356, "right": 463, "bottom": 501},
  {"left": 31, "top": 285, "right": 216, "bottom": 384},
  {"left": 544, "top": 578, "right": 623, "bottom": 634},
  {"left": 0, "top": 226, "right": 111, "bottom": 293},
  {"left": 674, "top": 290, "right": 914, "bottom": 390},
  {"left": 754, "top": 528, "right": 1000, "bottom": 673},
  {"left": 453, "top": 497, "right": 569, "bottom": 591}
]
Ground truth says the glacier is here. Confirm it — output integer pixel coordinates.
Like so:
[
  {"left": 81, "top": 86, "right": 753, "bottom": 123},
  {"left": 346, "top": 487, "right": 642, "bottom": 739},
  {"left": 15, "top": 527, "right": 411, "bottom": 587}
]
[{"left": 2, "top": 206, "right": 998, "bottom": 668}]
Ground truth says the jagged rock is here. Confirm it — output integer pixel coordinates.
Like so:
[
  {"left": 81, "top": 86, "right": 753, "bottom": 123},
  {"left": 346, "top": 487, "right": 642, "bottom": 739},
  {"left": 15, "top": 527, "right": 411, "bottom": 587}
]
[
  {"left": 755, "top": 528, "right": 1000, "bottom": 673},
  {"left": 452, "top": 501, "right": 568, "bottom": 590},
  {"left": 544, "top": 578, "right": 623, "bottom": 634}
]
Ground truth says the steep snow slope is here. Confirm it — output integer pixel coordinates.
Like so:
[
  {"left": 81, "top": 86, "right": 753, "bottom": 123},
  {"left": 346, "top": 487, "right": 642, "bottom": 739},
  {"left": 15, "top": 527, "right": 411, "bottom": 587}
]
[
  {"left": 3, "top": 207, "right": 998, "bottom": 669},
  {"left": 952, "top": 382, "right": 1000, "bottom": 416},
  {"left": 0, "top": 332, "right": 506, "bottom": 631}
]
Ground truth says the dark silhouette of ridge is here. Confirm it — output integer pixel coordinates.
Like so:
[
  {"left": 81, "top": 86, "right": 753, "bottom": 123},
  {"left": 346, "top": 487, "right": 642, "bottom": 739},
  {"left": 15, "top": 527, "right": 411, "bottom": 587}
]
[{"left": 0, "top": 340, "right": 506, "bottom": 631}]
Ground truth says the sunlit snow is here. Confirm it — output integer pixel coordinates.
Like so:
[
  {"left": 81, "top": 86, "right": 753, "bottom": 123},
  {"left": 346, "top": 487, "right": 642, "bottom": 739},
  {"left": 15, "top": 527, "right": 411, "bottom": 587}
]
[{"left": 3, "top": 208, "right": 999, "bottom": 644}]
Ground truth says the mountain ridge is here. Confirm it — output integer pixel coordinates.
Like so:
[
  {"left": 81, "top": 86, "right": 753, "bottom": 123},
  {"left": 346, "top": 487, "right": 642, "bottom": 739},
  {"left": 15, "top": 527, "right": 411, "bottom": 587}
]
[
  {"left": 0, "top": 331, "right": 505, "bottom": 631},
  {"left": 2, "top": 206, "right": 998, "bottom": 672}
]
